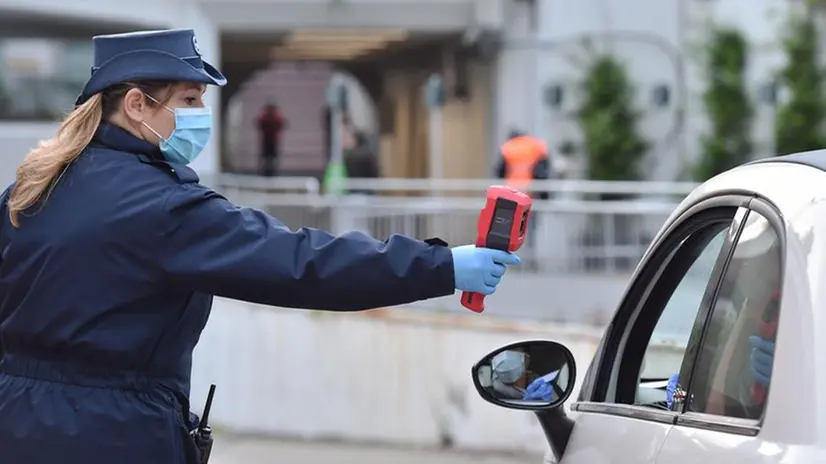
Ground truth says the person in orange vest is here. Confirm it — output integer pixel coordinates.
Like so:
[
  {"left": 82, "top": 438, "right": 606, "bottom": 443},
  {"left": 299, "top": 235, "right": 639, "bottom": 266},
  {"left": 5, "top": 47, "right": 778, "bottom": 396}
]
[
  {"left": 495, "top": 129, "right": 551, "bottom": 199},
  {"left": 495, "top": 129, "right": 551, "bottom": 267}
]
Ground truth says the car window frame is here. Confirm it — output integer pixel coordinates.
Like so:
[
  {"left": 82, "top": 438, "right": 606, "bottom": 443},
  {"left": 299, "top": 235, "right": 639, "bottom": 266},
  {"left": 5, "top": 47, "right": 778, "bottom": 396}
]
[
  {"left": 673, "top": 197, "right": 786, "bottom": 436},
  {"left": 571, "top": 193, "right": 754, "bottom": 425}
]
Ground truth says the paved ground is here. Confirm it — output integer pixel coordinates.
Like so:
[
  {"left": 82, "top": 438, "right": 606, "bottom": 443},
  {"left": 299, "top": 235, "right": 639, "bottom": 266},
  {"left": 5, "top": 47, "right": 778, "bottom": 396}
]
[{"left": 210, "top": 435, "right": 542, "bottom": 464}]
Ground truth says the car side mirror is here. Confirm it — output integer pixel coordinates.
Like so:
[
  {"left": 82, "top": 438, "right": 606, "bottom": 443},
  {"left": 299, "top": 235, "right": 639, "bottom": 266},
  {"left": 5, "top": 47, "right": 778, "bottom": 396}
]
[{"left": 471, "top": 339, "right": 577, "bottom": 411}]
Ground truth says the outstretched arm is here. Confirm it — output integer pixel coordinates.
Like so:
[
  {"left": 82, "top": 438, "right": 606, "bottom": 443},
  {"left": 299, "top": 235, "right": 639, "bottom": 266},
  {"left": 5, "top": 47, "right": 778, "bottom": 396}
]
[{"left": 158, "top": 184, "right": 456, "bottom": 311}]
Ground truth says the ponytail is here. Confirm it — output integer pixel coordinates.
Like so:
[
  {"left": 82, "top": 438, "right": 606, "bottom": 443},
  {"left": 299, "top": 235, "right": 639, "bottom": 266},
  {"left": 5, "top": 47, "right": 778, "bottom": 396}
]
[{"left": 8, "top": 94, "right": 103, "bottom": 227}]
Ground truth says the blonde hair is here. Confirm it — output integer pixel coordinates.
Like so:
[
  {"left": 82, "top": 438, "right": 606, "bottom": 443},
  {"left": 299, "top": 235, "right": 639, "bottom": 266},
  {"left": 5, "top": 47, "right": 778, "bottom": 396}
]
[
  {"left": 7, "top": 80, "right": 174, "bottom": 227},
  {"left": 7, "top": 95, "right": 103, "bottom": 227}
]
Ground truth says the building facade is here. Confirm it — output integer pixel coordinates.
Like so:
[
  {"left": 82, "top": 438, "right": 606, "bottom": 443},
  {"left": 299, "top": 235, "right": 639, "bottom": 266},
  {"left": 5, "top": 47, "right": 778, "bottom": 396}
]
[{"left": 0, "top": 0, "right": 792, "bottom": 186}]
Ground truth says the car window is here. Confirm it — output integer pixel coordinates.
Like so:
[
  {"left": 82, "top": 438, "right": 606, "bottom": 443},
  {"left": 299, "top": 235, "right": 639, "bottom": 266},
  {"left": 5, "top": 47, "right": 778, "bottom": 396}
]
[
  {"left": 578, "top": 208, "right": 744, "bottom": 409},
  {"left": 640, "top": 230, "right": 727, "bottom": 381},
  {"left": 684, "top": 212, "right": 781, "bottom": 420}
]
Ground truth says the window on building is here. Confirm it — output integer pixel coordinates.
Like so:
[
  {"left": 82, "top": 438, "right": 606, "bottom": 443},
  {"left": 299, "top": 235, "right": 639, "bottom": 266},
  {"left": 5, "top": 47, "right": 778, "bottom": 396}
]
[{"left": 0, "top": 38, "right": 90, "bottom": 120}]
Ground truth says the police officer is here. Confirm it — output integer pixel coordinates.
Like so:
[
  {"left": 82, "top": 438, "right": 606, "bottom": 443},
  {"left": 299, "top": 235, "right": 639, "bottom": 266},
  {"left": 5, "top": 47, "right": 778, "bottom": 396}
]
[
  {"left": 490, "top": 349, "right": 565, "bottom": 402},
  {"left": 0, "top": 30, "right": 520, "bottom": 464}
]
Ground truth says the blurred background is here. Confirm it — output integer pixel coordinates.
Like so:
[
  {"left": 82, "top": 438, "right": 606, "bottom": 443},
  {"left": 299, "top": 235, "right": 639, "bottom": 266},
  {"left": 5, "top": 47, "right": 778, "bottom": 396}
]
[{"left": 0, "top": 0, "right": 821, "bottom": 461}]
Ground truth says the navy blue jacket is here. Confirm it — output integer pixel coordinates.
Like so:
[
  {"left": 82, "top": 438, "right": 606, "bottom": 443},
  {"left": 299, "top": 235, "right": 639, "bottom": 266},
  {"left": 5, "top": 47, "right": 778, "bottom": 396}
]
[{"left": 0, "top": 124, "right": 455, "bottom": 463}]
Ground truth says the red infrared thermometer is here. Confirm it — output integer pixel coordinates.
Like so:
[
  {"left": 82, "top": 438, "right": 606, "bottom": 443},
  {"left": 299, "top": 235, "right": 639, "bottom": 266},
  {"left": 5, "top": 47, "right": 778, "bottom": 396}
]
[{"left": 461, "top": 185, "right": 533, "bottom": 313}]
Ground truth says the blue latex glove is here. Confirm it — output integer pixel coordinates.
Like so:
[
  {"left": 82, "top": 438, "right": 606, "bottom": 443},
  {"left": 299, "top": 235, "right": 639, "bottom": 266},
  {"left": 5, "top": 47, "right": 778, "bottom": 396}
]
[
  {"left": 666, "top": 372, "right": 680, "bottom": 409},
  {"left": 451, "top": 245, "right": 520, "bottom": 295},
  {"left": 749, "top": 335, "right": 775, "bottom": 387},
  {"left": 523, "top": 373, "right": 558, "bottom": 402}
]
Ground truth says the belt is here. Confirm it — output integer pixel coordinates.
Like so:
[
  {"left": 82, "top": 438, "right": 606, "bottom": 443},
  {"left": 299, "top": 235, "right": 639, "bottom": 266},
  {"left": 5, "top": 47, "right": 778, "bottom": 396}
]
[{"left": 0, "top": 353, "right": 170, "bottom": 391}]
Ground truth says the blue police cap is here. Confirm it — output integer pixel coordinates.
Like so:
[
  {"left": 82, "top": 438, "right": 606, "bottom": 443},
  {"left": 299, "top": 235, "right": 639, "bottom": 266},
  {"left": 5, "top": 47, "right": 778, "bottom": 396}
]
[{"left": 75, "top": 29, "right": 226, "bottom": 105}]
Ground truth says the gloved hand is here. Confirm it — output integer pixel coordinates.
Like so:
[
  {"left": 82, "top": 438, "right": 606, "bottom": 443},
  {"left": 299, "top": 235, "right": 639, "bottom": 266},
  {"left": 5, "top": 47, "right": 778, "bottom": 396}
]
[
  {"left": 523, "top": 377, "right": 557, "bottom": 402},
  {"left": 666, "top": 372, "right": 680, "bottom": 409},
  {"left": 451, "top": 245, "right": 520, "bottom": 295},
  {"left": 749, "top": 335, "right": 775, "bottom": 388}
]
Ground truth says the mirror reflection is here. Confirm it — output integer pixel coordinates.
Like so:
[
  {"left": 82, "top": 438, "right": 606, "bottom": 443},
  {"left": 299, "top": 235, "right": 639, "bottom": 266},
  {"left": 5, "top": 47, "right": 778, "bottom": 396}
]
[{"left": 476, "top": 341, "right": 573, "bottom": 406}]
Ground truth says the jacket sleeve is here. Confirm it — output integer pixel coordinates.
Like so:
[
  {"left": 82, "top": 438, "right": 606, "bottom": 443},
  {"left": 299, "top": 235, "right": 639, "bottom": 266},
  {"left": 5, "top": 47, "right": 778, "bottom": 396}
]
[{"left": 158, "top": 184, "right": 456, "bottom": 311}]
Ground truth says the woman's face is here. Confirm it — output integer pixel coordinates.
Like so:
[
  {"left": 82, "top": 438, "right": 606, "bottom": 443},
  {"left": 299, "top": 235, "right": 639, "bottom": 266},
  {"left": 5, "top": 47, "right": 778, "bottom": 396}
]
[{"left": 122, "top": 81, "right": 207, "bottom": 144}]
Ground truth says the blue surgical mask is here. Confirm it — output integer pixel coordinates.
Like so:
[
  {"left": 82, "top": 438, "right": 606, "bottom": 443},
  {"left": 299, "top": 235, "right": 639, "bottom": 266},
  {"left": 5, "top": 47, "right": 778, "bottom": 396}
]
[{"left": 142, "top": 99, "right": 213, "bottom": 165}]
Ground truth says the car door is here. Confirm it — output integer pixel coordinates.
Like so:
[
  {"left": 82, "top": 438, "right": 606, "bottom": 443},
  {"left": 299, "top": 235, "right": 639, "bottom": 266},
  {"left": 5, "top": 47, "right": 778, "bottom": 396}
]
[
  {"left": 558, "top": 197, "right": 752, "bottom": 464},
  {"left": 656, "top": 201, "right": 787, "bottom": 463}
]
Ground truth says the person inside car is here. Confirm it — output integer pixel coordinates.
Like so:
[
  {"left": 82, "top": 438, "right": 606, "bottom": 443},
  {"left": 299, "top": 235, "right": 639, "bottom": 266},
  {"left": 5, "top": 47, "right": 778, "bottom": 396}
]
[
  {"left": 749, "top": 328, "right": 774, "bottom": 390},
  {"left": 491, "top": 349, "right": 530, "bottom": 399},
  {"left": 523, "top": 370, "right": 563, "bottom": 401},
  {"left": 489, "top": 349, "right": 564, "bottom": 402}
]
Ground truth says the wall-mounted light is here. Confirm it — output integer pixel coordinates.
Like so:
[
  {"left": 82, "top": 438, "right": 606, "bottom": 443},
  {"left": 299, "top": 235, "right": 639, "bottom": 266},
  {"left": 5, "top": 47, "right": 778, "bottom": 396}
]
[
  {"left": 325, "top": 75, "right": 349, "bottom": 111},
  {"left": 558, "top": 139, "right": 577, "bottom": 156},
  {"left": 758, "top": 81, "right": 778, "bottom": 106},
  {"left": 425, "top": 74, "right": 444, "bottom": 109},
  {"left": 544, "top": 84, "right": 564, "bottom": 109},
  {"left": 651, "top": 84, "right": 670, "bottom": 108}
]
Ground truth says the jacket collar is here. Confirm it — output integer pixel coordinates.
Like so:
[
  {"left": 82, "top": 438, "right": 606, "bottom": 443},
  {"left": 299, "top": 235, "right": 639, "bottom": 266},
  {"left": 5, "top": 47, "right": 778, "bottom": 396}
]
[{"left": 92, "top": 123, "right": 164, "bottom": 161}]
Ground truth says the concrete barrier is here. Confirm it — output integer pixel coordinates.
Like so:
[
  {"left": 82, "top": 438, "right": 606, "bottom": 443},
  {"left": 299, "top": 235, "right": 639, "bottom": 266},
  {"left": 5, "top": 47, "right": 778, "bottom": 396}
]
[{"left": 191, "top": 299, "right": 681, "bottom": 455}]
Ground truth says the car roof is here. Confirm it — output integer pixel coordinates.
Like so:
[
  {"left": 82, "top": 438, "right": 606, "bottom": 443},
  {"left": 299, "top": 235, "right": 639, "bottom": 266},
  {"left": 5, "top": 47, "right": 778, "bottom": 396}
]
[
  {"left": 668, "top": 153, "right": 826, "bottom": 246},
  {"left": 747, "top": 149, "right": 826, "bottom": 172}
]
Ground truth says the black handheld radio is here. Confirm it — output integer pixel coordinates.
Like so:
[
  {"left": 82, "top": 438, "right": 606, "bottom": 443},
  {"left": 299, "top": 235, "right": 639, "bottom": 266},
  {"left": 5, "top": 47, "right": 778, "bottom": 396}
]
[{"left": 192, "top": 384, "right": 216, "bottom": 464}]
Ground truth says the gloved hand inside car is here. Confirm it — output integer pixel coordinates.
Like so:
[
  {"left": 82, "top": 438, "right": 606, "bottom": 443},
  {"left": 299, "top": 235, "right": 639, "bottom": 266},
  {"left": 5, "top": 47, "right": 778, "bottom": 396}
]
[
  {"left": 451, "top": 245, "right": 520, "bottom": 295},
  {"left": 666, "top": 372, "right": 680, "bottom": 409},
  {"left": 523, "top": 370, "right": 560, "bottom": 402},
  {"left": 749, "top": 335, "right": 774, "bottom": 388}
]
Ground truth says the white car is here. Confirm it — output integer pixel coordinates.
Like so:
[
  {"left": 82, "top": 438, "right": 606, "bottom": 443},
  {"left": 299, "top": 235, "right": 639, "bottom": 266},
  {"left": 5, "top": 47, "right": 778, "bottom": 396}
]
[{"left": 471, "top": 152, "right": 826, "bottom": 463}]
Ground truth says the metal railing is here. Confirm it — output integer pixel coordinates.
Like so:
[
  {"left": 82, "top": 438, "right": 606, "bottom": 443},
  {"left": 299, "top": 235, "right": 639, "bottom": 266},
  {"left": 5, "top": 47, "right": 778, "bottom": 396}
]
[
  {"left": 215, "top": 178, "right": 689, "bottom": 274},
  {"left": 204, "top": 174, "right": 699, "bottom": 198},
  {"left": 205, "top": 173, "right": 321, "bottom": 195},
  {"left": 337, "top": 177, "right": 699, "bottom": 197}
]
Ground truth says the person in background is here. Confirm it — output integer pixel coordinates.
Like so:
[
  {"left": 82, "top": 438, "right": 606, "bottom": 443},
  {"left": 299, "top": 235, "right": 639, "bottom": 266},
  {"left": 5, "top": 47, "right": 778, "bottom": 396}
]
[
  {"left": 321, "top": 107, "right": 354, "bottom": 165},
  {"left": 256, "top": 102, "right": 286, "bottom": 176},
  {"left": 344, "top": 130, "right": 380, "bottom": 194},
  {"left": 495, "top": 129, "right": 551, "bottom": 198},
  {"left": 322, "top": 104, "right": 332, "bottom": 161},
  {"left": 495, "top": 129, "right": 551, "bottom": 266}
]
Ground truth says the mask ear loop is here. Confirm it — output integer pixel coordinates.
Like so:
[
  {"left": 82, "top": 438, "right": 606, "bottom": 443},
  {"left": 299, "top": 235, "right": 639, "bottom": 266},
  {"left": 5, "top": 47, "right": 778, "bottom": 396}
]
[
  {"left": 144, "top": 93, "right": 175, "bottom": 114},
  {"left": 141, "top": 120, "right": 173, "bottom": 148},
  {"left": 140, "top": 93, "right": 174, "bottom": 142},
  {"left": 141, "top": 121, "right": 165, "bottom": 142}
]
